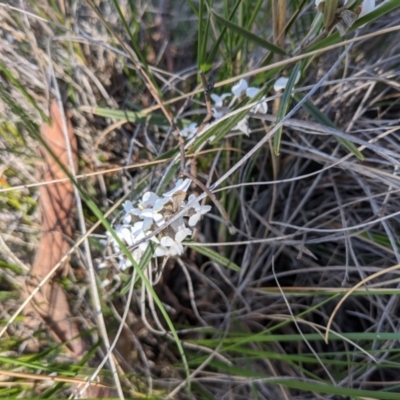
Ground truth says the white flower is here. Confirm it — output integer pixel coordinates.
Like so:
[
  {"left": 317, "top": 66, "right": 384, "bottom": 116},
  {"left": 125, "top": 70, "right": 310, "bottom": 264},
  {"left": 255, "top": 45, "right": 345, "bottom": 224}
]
[
  {"left": 127, "top": 193, "right": 169, "bottom": 226},
  {"left": 180, "top": 122, "right": 198, "bottom": 138},
  {"left": 119, "top": 226, "right": 134, "bottom": 246},
  {"left": 273, "top": 71, "right": 301, "bottom": 92},
  {"left": 231, "top": 79, "right": 248, "bottom": 97},
  {"left": 210, "top": 93, "right": 231, "bottom": 107},
  {"left": 138, "top": 192, "right": 160, "bottom": 209},
  {"left": 154, "top": 227, "right": 192, "bottom": 257},
  {"left": 131, "top": 220, "right": 152, "bottom": 238},
  {"left": 123, "top": 200, "right": 134, "bottom": 213},
  {"left": 212, "top": 107, "right": 225, "bottom": 120},
  {"left": 246, "top": 87, "right": 261, "bottom": 98},
  {"left": 118, "top": 257, "right": 132, "bottom": 271},
  {"left": 163, "top": 178, "right": 192, "bottom": 197},
  {"left": 122, "top": 201, "right": 135, "bottom": 223},
  {"left": 123, "top": 192, "right": 160, "bottom": 222},
  {"left": 246, "top": 87, "right": 268, "bottom": 114},
  {"left": 171, "top": 216, "right": 186, "bottom": 233},
  {"left": 140, "top": 199, "right": 167, "bottom": 226},
  {"left": 187, "top": 194, "right": 212, "bottom": 226},
  {"left": 274, "top": 77, "right": 289, "bottom": 91},
  {"left": 233, "top": 117, "right": 250, "bottom": 136}
]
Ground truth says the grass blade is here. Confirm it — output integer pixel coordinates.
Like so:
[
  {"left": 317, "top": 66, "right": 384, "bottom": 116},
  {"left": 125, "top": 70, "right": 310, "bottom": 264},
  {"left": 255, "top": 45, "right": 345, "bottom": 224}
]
[
  {"left": 273, "top": 63, "right": 300, "bottom": 155},
  {"left": 293, "top": 92, "right": 364, "bottom": 160},
  {"left": 186, "top": 243, "right": 240, "bottom": 272},
  {"left": 211, "top": 10, "right": 286, "bottom": 56}
]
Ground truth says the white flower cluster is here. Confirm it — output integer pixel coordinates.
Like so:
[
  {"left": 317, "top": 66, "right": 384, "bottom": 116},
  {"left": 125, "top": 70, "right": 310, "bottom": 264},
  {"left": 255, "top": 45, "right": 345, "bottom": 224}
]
[
  {"left": 107, "top": 179, "right": 211, "bottom": 270},
  {"left": 180, "top": 78, "right": 269, "bottom": 138},
  {"left": 180, "top": 74, "right": 302, "bottom": 138}
]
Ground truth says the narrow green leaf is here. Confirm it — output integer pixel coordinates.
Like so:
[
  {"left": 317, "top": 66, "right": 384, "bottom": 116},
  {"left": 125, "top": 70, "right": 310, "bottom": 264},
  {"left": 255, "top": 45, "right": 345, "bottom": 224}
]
[
  {"left": 323, "top": 0, "right": 338, "bottom": 29},
  {"left": 211, "top": 10, "right": 286, "bottom": 56},
  {"left": 83, "top": 106, "right": 169, "bottom": 126},
  {"left": 273, "top": 63, "right": 300, "bottom": 156},
  {"left": 206, "top": 0, "right": 242, "bottom": 65},
  {"left": 186, "top": 243, "right": 240, "bottom": 271},
  {"left": 198, "top": 0, "right": 206, "bottom": 70},
  {"left": 293, "top": 92, "right": 364, "bottom": 160},
  {"left": 154, "top": 147, "right": 180, "bottom": 161}
]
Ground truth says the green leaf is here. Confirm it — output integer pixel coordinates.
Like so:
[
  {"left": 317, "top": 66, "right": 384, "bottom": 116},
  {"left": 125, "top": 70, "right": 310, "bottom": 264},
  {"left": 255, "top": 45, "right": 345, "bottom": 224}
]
[
  {"left": 186, "top": 242, "right": 240, "bottom": 271},
  {"left": 293, "top": 92, "right": 364, "bottom": 160},
  {"left": 322, "top": 0, "right": 338, "bottom": 29},
  {"left": 273, "top": 63, "right": 300, "bottom": 156},
  {"left": 211, "top": 10, "right": 286, "bottom": 56},
  {"left": 198, "top": 0, "right": 211, "bottom": 71},
  {"left": 154, "top": 147, "right": 180, "bottom": 162},
  {"left": 206, "top": 0, "right": 249, "bottom": 65},
  {"left": 82, "top": 106, "right": 169, "bottom": 126}
]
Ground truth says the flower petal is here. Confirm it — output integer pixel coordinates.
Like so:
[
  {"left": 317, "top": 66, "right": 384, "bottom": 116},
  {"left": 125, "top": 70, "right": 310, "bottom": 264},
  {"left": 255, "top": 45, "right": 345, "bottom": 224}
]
[
  {"left": 174, "top": 242, "right": 184, "bottom": 256},
  {"left": 154, "top": 246, "right": 168, "bottom": 257},
  {"left": 181, "top": 122, "right": 198, "bottom": 138},
  {"left": 188, "top": 194, "right": 200, "bottom": 209},
  {"left": 175, "top": 227, "right": 192, "bottom": 243},
  {"left": 274, "top": 72, "right": 301, "bottom": 91},
  {"left": 233, "top": 118, "right": 250, "bottom": 135},
  {"left": 123, "top": 200, "right": 133, "bottom": 213},
  {"left": 274, "top": 77, "right": 289, "bottom": 91},
  {"left": 120, "top": 227, "right": 133, "bottom": 246},
  {"left": 246, "top": 87, "right": 260, "bottom": 98},
  {"left": 163, "top": 178, "right": 192, "bottom": 197},
  {"left": 231, "top": 79, "right": 248, "bottom": 97},
  {"left": 200, "top": 205, "right": 212, "bottom": 214},
  {"left": 189, "top": 213, "right": 201, "bottom": 226},
  {"left": 251, "top": 99, "right": 268, "bottom": 114},
  {"left": 122, "top": 213, "right": 132, "bottom": 224},
  {"left": 119, "top": 257, "right": 132, "bottom": 270},
  {"left": 171, "top": 217, "right": 186, "bottom": 232},
  {"left": 153, "top": 212, "right": 165, "bottom": 227},
  {"left": 359, "top": 0, "right": 375, "bottom": 17},
  {"left": 161, "top": 236, "right": 175, "bottom": 247},
  {"left": 210, "top": 93, "right": 231, "bottom": 107},
  {"left": 141, "top": 191, "right": 159, "bottom": 207},
  {"left": 212, "top": 107, "right": 225, "bottom": 120},
  {"left": 153, "top": 197, "right": 169, "bottom": 210}
]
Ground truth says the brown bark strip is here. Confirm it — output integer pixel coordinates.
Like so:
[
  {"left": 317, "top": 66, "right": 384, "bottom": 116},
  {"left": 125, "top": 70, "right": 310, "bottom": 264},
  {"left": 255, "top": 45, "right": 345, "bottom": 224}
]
[
  {"left": 23, "top": 99, "right": 85, "bottom": 358},
  {"left": 22, "top": 100, "right": 115, "bottom": 397}
]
